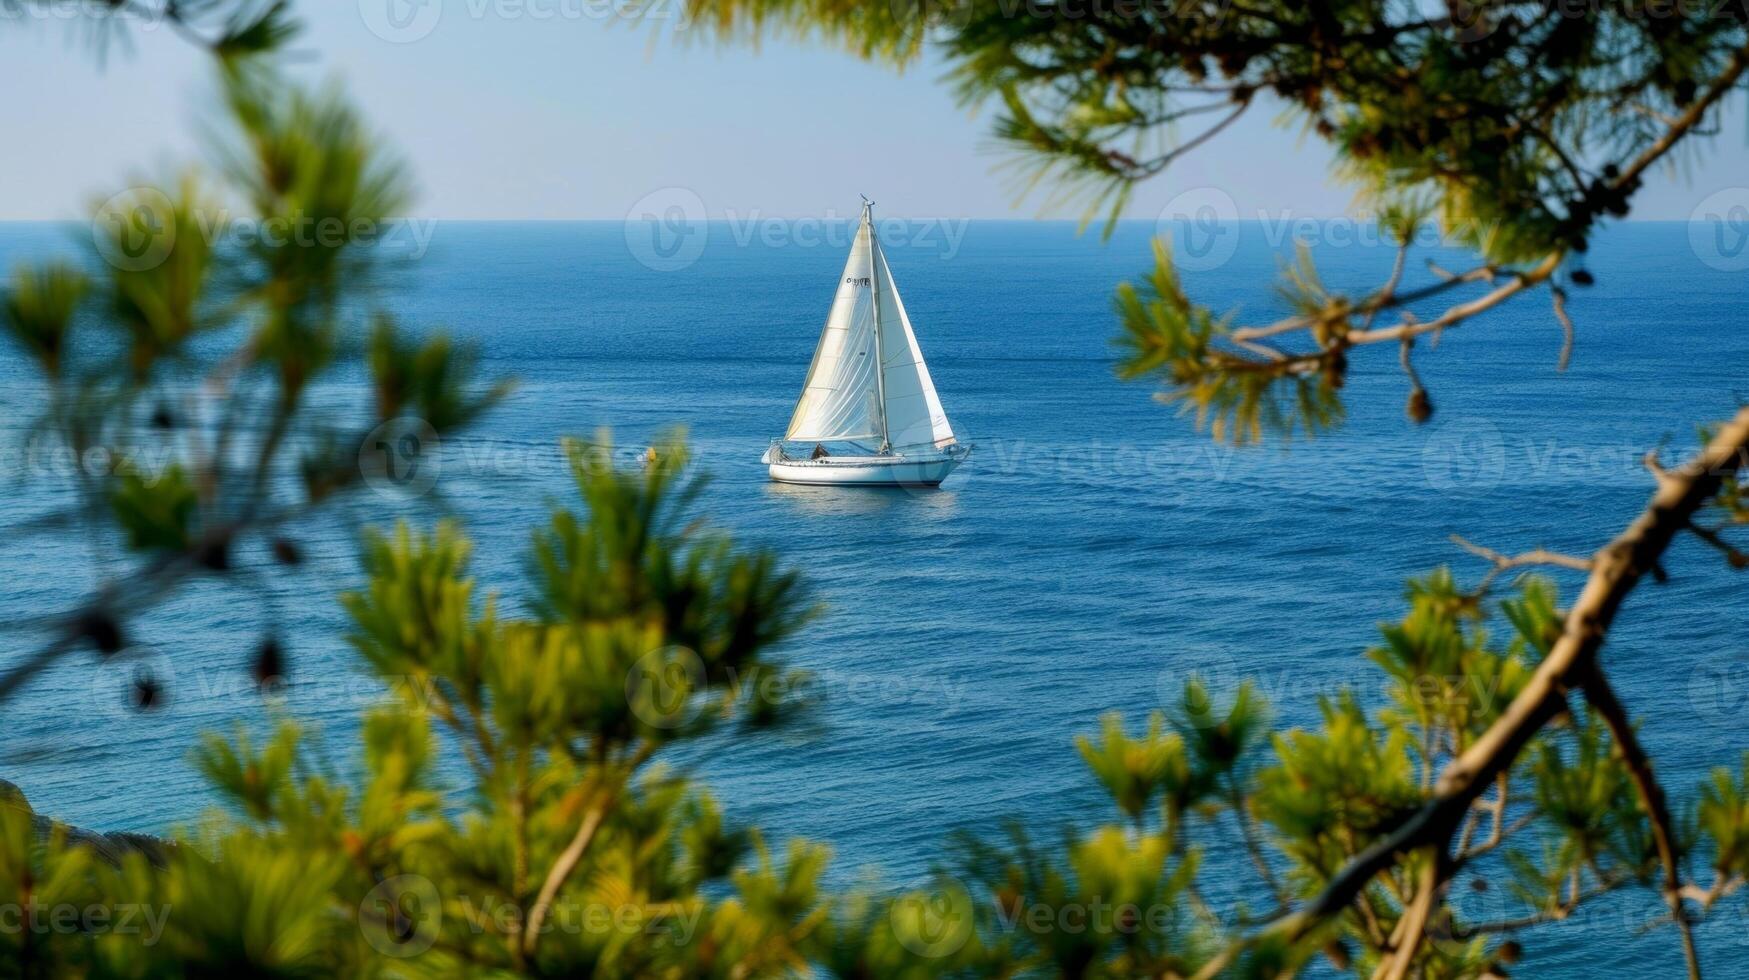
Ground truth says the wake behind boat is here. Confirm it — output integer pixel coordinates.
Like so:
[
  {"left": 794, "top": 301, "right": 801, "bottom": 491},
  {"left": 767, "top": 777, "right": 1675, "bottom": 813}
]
[{"left": 763, "top": 198, "right": 970, "bottom": 487}]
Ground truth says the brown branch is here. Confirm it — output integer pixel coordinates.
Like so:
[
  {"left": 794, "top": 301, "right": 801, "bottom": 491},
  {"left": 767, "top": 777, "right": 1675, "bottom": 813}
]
[
  {"left": 522, "top": 793, "right": 610, "bottom": 956},
  {"left": 1399, "top": 336, "right": 1423, "bottom": 393},
  {"left": 520, "top": 741, "right": 657, "bottom": 957},
  {"left": 1453, "top": 773, "right": 1535, "bottom": 868},
  {"left": 1455, "top": 809, "right": 1537, "bottom": 868},
  {"left": 1227, "top": 774, "right": 1289, "bottom": 909},
  {"left": 1375, "top": 850, "right": 1444, "bottom": 980},
  {"left": 1646, "top": 449, "right": 1672, "bottom": 484},
  {"left": 1627, "top": 102, "right": 1682, "bottom": 127},
  {"left": 1453, "top": 873, "right": 1632, "bottom": 937},
  {"left": 1131, "top": 99, "right": 1252, "bottom": 179},
  {"left": 1193, "top": 406, "right": 1749, "bottom": 978},
  {"left": 1613, "top": 44, "right": 1749, "bottom": 193},
  {"left": 1229, "top": 262, "right": 1496, "bottom": 345},
  {"left": 1451, "top": 534, "right": 1594, "bottom": 591},
  {"left": 1362, "top": 242, "right": 1411, "bottom": 333},
  {"left": 1688, "top": 521, "right": 1749, "bottom": 569},
  {"left": 1221, "top": 253, "right": 1561, "bottom": 376},
  {"left": 1581, "top": 670, "right": 1702, "bottom": 980},
  {"left": 0, "top": 408, "right": 449, "bottom": 704},
  {"left": 1551, "top": 286, "right": 1576, "bottom": 372},
  {"left": 1683, "top": 873, "right": 1745, "bottom": 910},
  {"left": 1351, "top": 252, "right": 1564, "bottom": 346},
  {"left": 1451, "top": 535, "right": 1593, "bottom": 572}
]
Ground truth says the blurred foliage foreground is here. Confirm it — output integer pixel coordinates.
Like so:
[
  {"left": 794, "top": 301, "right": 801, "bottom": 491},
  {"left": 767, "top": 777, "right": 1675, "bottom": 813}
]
[
  {"left": 7, "top": 427, "right": 1749, "bottom": 979},
  {"left": 6, "top": 1, "right": 1749, "bottom": 978}
]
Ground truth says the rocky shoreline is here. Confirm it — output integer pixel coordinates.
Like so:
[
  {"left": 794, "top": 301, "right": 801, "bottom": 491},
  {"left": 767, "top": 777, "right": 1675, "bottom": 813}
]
[{"left": 1, "top": 778, "right": 174, "bottom": 867}]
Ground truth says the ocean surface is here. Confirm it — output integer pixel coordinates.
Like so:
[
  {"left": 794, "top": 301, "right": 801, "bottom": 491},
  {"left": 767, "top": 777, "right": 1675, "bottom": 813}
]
[{"left": 1, "top": 219, "right": 1746, "bottom": 974}]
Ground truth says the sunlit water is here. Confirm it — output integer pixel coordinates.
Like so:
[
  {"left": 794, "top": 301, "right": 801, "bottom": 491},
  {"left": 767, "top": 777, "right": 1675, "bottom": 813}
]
[{"left": 1, "top": 219, "right": 1745, "bottom": 974}]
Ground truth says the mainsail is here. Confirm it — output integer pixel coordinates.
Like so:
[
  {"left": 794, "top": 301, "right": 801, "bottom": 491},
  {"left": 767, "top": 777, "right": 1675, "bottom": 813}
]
[
  {"left": 783, "top": 204, "right": 957, "bottom": 451},
  {"left": 872, "top": 241, "right": 957, "bottom": 450}
]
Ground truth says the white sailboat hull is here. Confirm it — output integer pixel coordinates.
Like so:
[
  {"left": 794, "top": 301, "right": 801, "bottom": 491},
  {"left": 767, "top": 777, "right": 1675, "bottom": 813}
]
[
  {"left": 768, "top": 199, "right": 966, "bottom": 487},
  {"left": 765, "top": 451, "right": 964, "bottom": 487}
]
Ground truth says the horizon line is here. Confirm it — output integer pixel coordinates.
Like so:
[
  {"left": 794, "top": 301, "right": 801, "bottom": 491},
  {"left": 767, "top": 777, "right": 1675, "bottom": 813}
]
[{"left": 0, "top": 216, "right": 1706, "bottom": 224}]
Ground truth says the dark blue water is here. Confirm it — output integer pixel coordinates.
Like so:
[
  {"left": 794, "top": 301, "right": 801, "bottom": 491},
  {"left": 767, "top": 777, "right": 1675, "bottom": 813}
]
[{"left": 1, "top": 220, "right": 1745, "bottom": 974}]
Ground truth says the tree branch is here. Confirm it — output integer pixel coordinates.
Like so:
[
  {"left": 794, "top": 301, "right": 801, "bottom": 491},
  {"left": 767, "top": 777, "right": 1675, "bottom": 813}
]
[
  {"left": 1195, "top": 406, "right": 1749, "bottom": 976},
  {"left": 1613, "top": 44, "right": 1749, "bottom": 193},
  {"left": 1351, "top": 253, "right": 1565, "bottom": 346},
  {"left": 1550, "top": 286, "right": 1576, "bottom": 372},
  {"left": 1375, "top": 850, "right": 1444, "bottom": 980},
  {"left": 522, "top": 791, "right": 611, "bottom": 957},
  {"left": 1453, "top": 873, "right": 1632, "bottom": 938},
  {"left": 1687, "top": 521, "right": 1749, "bottom": 569},
  {"left": 521, "top": 741, "right": 657, "bottom": 957},
  {"left": 1451, "top": 534, "right": 1594, "bottom": 591},
  {"left": 1581, "top": 670, "right": 1702, "bottom": 980}
]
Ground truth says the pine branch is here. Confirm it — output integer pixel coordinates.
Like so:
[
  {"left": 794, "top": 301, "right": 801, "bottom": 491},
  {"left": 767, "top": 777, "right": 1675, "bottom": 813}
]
[
  {"left": 1582, "top": 670, "right": 1703, "bottom": 980},
  {"left": 1451, "top": 535, "right": 1594, "bottom": 591},
  {"left": 1195, "top": 405, "right": 1749, "bottom": 976}
]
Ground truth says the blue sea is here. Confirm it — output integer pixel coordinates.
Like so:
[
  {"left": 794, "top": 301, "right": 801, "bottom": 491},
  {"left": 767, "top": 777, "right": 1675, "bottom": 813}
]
[{"left": 1, "top": 219, "right": 1746, "bottom": 974}]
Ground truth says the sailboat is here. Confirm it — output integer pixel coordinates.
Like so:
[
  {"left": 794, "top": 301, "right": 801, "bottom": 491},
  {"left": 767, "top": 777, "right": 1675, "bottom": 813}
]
[{"left": 763, "top": 198, "right": 971, "bottom": 486}]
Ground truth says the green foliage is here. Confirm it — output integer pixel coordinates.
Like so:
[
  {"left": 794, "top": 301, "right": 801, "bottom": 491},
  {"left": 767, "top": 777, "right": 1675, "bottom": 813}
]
[
  {"left": 98, "top": 175, "right": 220, "bottom": 380},
  {"left": 671, "top": 2, "right": 1746, "bottom": 443},
  {"left": 192, "top": 723, "right": 304, "bottom": 823},
  {"left": 149, "top": 833, "right": 347, "bottom": 975},
  {"left": 1368, "top": 570, "right": 1533, "bottom": 750},
  {"left": 212, "top": 0, "right": 299, "bottom": 63},
  {"left": 215, "top": 68, "right": 416, "bottom": 397},
  {"left": 1, "top": 262, "right": 87, "bottom": 377},
  {"left": 676, "top": 2, "right": 1743, "bottom": 260},
  {"left": 1254, "top": 692, "right": 1421, "bottom": 880},
  {"left": 531, "top": 437, "right": 813, "bottom": 693},
  {"left": 1498, "top": 576, "right": 1564, "bottom": 660},
  {"left": 343, "top": 519, "right": 493, "bottom": 689},
  {"left": 0, "top": 8, "right": 504, "bottom": 694},
  {"left": 0, "top": 796, "right": 104, "bottom": 976},
  {"left": 1698, "top": 756, "right": 1749, "bottom": 880},
  {"left": 24, "top": 478, "right": 1749, "bottom": 977},
  {"left": 1, "top": 440, "right": 843, "bottom": 978},
  {"left": 12, "top": 4, "right": 1749, "bottom": 979},
  {"left": 1115, "top": 241, "right": 1342, "bottom": 444},
  {"left": 109, "top": 463, "right": 199, "bottom": 553},
  {"left": 1528, "top": 714, "right": 1647, "bottom": 871},
  {"left": 368, "top": 316, "right": 511, "bottom": 432},
  {"left": 1077, "top": 712, "right": 1192, "bottom": 823},
  {"left": 1172, "top": 678, "right": 1269, "bottom": 777},
  {"left": 952, "top": 822, "right": 1204, "bottom": 977}
]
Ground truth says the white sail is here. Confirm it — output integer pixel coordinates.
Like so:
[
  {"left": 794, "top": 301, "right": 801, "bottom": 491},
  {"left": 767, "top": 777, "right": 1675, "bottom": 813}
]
[
  {"left": 766, "top": 199, "right": 969, "bottom": 487},
  {"left": 782, "top": 202, "right": 956, "bottom": 452},
  {"left": 872, "top": 237, "right": 957, "bottom": 450},
  {"left": 784, "top": 221, "right": 883, "bottom": 442}
]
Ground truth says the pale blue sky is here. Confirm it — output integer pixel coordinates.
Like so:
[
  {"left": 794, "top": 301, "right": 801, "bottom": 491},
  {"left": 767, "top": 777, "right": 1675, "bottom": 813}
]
[{"left": 0, "top": 1, "right": 1743, "bottom": 221}]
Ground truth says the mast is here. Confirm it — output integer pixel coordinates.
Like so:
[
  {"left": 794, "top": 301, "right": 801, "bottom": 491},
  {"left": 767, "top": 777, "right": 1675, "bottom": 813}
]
[{"left": 865, "top": 197, "right": 891, "bottom": 453}]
